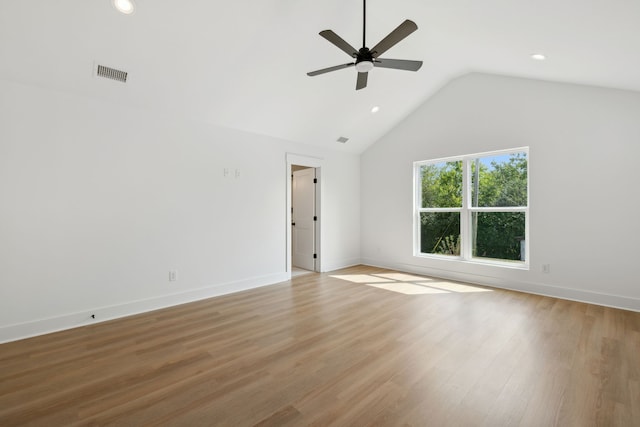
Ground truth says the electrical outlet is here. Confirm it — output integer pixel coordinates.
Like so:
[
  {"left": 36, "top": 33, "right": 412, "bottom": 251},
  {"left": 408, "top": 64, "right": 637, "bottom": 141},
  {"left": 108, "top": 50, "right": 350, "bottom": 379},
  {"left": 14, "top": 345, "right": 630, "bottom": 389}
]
[
  {"left": 542, "top": 264, "right": 551, "bottom": 274},
  {"left": 169, "top": 270, "right": 178, "bottom": 281}
]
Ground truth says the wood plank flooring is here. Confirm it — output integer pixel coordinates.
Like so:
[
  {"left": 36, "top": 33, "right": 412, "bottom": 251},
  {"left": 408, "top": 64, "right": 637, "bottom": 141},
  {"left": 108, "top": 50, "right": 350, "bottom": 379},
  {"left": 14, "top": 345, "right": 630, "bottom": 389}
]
[{"left": 1, "top": 265, "right": 639, "bottom": 426}]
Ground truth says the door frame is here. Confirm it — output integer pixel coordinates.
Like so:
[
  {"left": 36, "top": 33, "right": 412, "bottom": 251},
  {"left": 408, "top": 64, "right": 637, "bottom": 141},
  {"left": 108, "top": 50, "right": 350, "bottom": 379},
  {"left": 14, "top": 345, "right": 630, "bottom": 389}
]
[{"left": 286, "top": 153, "right": 323, "bottom": 276}]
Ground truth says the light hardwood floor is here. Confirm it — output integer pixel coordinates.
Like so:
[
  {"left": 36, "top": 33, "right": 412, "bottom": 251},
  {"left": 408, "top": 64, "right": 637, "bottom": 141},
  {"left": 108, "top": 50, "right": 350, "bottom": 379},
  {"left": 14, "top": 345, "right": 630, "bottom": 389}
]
[{"left": 1, "top": 265, "right": 639, "bottom": 426}]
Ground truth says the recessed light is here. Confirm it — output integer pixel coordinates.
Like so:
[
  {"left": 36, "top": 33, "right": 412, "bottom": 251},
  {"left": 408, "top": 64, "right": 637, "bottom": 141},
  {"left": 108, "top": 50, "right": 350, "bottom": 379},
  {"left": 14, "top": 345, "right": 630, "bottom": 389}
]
[
  {"left": 113, "top": 0, "right": 135, "bottom": 15},
  {"left": 531, "top": 53, "right": 546, "bottom": 61},
  {"left": 371, "top": 106, "right": 380, "bottom": 114}
]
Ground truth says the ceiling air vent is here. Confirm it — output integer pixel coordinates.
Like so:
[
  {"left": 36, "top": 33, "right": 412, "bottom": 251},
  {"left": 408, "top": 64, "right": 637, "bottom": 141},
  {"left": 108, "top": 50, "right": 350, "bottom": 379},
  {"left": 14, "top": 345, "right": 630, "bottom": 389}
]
[
  {"left": 96, "top": 64, "right": 128, "bottom": 83},
  {"left": 337, "top": 136, "right": 349, "bottom": 143}
]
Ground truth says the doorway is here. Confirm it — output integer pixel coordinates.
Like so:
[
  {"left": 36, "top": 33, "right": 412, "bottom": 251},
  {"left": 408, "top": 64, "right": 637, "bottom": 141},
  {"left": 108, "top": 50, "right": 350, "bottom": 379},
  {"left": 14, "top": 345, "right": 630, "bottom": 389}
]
[
  {"left": 286, "top": 153, "right": 322, "bottom": 277},
  {"left": 292, "top": 166, "right": 317, "bottom": 274}
]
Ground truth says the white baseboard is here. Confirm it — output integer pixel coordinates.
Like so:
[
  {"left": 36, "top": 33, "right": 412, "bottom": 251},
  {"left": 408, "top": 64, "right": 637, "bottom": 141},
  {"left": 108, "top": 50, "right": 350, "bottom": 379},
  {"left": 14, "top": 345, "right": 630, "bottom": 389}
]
[
  {"left": 321, "top": 258, "right": 362, "bottom": 273},
  {"left": 361, "top": 258, "right": 640, "bottom": 313},
  {"left": 0, "top": 272, "right": 289, "bottom": 344}
]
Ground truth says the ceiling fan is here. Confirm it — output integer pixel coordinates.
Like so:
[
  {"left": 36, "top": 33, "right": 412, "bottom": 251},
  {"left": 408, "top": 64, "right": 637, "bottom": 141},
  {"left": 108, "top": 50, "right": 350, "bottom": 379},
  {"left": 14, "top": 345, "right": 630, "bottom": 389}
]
[{"left": 307, "top": 0, "right": 423, "bottom": 90}]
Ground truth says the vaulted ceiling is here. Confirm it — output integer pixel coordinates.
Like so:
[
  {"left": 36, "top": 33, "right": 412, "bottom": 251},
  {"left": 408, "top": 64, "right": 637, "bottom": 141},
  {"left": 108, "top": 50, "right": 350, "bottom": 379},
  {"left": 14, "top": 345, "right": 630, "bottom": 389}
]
[{"left": 2, "top": 0, "right": 640, "bottom": 153}]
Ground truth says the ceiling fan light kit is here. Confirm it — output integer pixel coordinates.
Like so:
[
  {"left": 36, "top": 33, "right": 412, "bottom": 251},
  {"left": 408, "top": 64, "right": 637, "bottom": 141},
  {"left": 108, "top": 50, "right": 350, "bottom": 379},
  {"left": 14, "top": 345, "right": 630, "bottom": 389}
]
[
  {"left": 308, "top": 0, "right": 423, "bottom": 90},
  {"left": 356, "top": 60, "right": 374, "bottom": 73}
]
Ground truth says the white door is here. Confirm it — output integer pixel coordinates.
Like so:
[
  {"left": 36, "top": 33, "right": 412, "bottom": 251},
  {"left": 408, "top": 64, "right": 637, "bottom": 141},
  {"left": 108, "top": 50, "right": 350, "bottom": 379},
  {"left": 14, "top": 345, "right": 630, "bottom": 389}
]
[{"left": 292, "top": 168, "right": 316, "bottom": 270}]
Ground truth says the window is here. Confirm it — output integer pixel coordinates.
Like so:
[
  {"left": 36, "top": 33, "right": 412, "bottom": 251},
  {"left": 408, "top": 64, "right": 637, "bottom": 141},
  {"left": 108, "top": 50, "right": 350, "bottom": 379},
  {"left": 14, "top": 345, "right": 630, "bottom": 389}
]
[{"left": 415, "top": 148, "right": 528, "bottom": 267}]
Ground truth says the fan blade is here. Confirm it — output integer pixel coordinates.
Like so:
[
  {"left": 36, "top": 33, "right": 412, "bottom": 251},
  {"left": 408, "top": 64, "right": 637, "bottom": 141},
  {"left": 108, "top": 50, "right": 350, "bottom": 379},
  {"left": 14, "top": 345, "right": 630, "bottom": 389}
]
[
  {"left": 374, "top": 58, "right": 423, "bottom": 72},
  {"left": 370, "top": 20, "right": 418, "bottom": 57},
  {"left": 319, "top": 30, "right": 359, "bottom": 57},
  {"left": 356, "top": 72, "right": 368, "bottom": 90},
  {"left": 307, "top": 63, "right": 355, "bottom": 76}
]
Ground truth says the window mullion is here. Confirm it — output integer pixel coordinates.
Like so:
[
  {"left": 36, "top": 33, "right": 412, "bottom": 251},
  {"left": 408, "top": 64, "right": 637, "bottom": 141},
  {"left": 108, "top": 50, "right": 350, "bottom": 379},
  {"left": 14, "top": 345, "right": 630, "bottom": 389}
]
[
  {"left": 470, "top": 206, "right": 527, "bottom": 213},
  {"left": 414, "top": 163, "right": 421, "bottom": 255},
  {"left": 418, "top": 208, "right": 462, "bottom": 213},
  {"left": 461, "top": 159, "right": 471, "bottom": 260}
]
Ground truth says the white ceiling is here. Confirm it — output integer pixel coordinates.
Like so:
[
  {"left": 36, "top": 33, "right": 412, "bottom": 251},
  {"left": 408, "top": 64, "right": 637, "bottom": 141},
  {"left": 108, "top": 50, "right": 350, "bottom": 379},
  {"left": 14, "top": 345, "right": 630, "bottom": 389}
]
[{"left": 2, "top": 0, "right": 640, "bottom": 153}]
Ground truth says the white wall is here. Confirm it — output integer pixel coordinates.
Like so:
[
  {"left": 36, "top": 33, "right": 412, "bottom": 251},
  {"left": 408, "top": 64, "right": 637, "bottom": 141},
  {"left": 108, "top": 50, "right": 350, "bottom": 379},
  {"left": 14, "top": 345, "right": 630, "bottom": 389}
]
[
  {"left": 0, "top": 79, "right": 361, "bottom": 342},
  {"left": 361, "top": 73, "right": 640, "bottom": 311}
]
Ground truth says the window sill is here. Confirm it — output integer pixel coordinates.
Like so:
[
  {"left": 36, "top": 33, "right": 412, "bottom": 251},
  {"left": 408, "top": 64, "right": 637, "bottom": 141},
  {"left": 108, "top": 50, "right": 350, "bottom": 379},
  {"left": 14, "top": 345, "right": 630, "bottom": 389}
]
[{"left": 414, "top": 253, "right": 530, "bottom": 271}]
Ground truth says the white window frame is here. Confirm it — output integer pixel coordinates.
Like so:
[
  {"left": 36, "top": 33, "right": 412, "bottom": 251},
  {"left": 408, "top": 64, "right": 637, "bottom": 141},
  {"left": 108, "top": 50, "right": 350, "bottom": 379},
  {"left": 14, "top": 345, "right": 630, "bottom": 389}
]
[{"left": 414, "top": 147, "right": 529, "bottom": 269}]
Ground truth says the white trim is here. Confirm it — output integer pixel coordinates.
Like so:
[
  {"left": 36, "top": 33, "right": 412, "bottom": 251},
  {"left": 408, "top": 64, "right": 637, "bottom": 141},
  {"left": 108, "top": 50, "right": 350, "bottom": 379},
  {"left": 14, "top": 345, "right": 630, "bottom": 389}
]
[
  {"left": 0, "top": 272, "right": 289, "bottom": 344},
  {"left": 361, "top": 258, "right": 640, "bottom": 313},
  {"left": 468, "top": 207, "right": 528, "bottom": 213},
  {"left": 413, "top": 253, "right": 527, "bottom": 269},
  {"left": 286, "top": 153, "right": 323, "bottom": 168},
  {"left": 462, "top": 158, "right": 472, "bottom": 259}
]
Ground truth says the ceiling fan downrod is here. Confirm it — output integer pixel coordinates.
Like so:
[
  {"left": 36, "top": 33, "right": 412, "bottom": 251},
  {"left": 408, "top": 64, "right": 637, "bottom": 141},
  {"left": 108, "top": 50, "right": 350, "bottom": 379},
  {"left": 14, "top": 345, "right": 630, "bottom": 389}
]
[{"left": 363, "top": 0, "right": 367, "bottom": 48}]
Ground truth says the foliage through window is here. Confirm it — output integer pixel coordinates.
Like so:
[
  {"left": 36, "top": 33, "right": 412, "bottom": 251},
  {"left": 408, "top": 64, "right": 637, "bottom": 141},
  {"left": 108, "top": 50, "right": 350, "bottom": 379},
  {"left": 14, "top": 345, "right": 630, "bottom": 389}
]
[{"left": 415, "top": 149, "right": 528, "bottom": 266}]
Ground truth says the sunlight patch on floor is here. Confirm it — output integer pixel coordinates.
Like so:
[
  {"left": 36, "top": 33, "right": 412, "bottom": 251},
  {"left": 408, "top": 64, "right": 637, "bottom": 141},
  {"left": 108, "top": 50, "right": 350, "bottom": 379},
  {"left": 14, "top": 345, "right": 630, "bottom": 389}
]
[
  {"left": 330, "top": 274, "right": 393, "bottom": 284},
  {"left": 374, "top": 273, "right": 429, "bottom": 282},
  {"left": 330, "top": 273, "right": 493, "bottom": 295},
  {"left": 366, "top": 282, "right": 450, "bottom": 295},
  {"left": 414, "top": 281, "right": 493, "bottom": 293}
]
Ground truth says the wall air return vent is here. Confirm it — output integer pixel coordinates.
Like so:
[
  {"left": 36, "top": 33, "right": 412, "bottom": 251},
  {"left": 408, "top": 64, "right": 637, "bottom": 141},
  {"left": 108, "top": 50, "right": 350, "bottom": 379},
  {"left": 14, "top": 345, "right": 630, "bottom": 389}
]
[{"left": 96, "top": 64, "right": 128, "bottom": 83}]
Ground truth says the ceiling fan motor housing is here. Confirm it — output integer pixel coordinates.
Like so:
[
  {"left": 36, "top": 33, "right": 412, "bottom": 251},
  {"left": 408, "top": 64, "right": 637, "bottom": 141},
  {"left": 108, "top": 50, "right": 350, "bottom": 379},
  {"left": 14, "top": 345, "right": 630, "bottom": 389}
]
[{"left": 355, "top": 47, "right": 375, "bottom": 72}]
